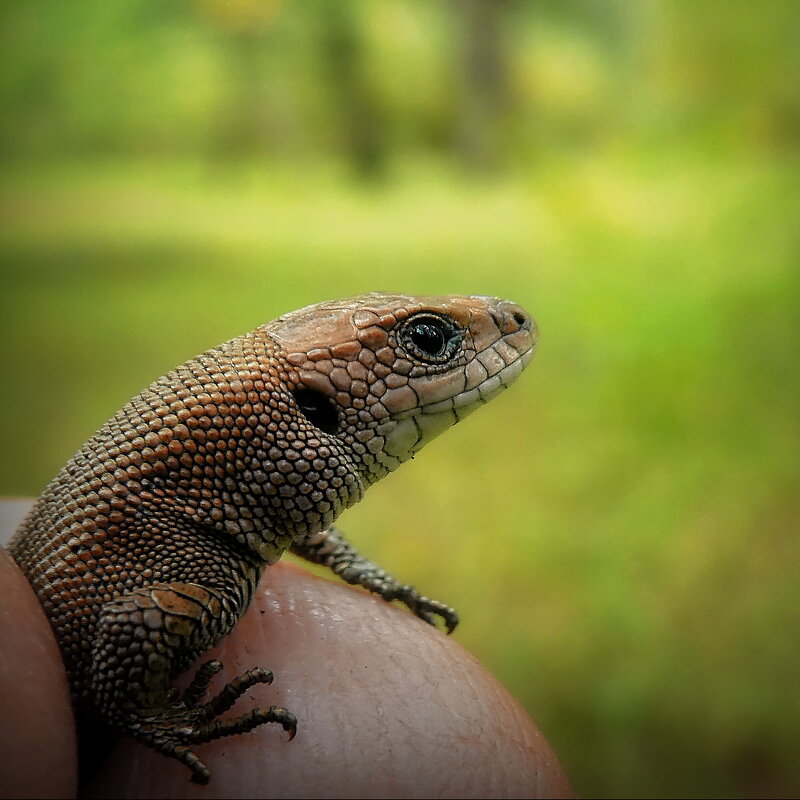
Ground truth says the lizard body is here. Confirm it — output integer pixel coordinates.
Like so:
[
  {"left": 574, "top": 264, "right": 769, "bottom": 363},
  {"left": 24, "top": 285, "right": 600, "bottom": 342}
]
[{"left": 9, "top": 292, "right": 536, "bottom": 783}]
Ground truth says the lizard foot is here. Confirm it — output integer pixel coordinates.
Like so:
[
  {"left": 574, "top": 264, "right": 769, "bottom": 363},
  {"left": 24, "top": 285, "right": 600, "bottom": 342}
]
[
  {"left": 381, "top": 584, "right": 459, "bottom": 633},
  {"left": 293, "top": 527, "right": 459, "bottom": 633},
  {"left": 128, "top": 659, "right": 297, "bottom": 784}
]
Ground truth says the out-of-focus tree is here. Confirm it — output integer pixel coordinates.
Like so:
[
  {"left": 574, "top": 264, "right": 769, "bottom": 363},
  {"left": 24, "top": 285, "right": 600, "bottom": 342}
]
[
  {"left": 0, "top": 0, "right": 797, "bottom": 168},
  {"left": 315, "top": 0, "right": 385, "bottom": 179},
  {"left": 197, "top": 0, "right": 282, "bottom": 157},
  {"left": 452, "top": 0, "right": 513, "bottom": 173},
  {"left": 656, "top": 0, "right": 800, "bottom": 151}
]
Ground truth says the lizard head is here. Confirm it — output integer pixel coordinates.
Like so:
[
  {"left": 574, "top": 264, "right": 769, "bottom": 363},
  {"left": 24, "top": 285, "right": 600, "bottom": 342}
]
[{"left": 267, "top": 293, "right": 537, "bottom": 496}]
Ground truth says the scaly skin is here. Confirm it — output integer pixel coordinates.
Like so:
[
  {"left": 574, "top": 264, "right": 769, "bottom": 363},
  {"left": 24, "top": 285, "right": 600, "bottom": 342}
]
[{"left": 9, "top": 292, "right": 536, "bottom": 784}]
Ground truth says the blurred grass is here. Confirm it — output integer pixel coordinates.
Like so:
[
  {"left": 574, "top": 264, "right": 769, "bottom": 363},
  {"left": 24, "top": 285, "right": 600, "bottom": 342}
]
[{"left": 1, "top": 150, "right": 798, "bottom": 798}]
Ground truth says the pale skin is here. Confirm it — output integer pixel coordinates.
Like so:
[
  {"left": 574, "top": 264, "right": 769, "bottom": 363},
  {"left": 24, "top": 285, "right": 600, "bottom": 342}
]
[{"left": 1, "top": 509, "right": 574, "bottom": 799}]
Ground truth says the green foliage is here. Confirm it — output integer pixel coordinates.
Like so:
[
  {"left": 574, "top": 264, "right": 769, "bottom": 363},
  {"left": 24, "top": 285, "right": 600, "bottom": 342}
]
[{"left": 1, "top": 2, "right": 798, "bottom": 797}]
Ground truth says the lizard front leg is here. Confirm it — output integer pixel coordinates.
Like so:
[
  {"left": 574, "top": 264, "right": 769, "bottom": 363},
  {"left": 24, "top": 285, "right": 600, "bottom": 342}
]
[
  {"left": 291, "top": 526, "right": 459, "bottom": 633},
  {"left": 90, "top": 581, "right": 296, "bottom": 784}
]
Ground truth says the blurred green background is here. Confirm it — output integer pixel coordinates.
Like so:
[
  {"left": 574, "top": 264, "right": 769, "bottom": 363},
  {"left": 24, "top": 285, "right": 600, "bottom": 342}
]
[{"left": 1, "top": 1, "right": 798, "bottom": 797}]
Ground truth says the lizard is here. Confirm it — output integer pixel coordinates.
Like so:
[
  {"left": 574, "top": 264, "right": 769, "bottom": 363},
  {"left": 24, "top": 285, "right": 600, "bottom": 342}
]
[{"left": 8, "top": 292, "right": 537, "bottom": 784}]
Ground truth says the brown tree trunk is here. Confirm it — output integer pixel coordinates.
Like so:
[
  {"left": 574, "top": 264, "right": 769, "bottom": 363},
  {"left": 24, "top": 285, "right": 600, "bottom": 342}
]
[
  {"left": 319, "top": 0, "right": 385, "bottom": 180},
  {"left": 454, "top": 0, "right": 512, "bottom": 174}
]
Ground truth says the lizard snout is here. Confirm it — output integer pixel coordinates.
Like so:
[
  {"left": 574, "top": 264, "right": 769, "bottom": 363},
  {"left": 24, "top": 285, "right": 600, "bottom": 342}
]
[{"left": 490, "top": 300, "right": 537, "bottom": 343}]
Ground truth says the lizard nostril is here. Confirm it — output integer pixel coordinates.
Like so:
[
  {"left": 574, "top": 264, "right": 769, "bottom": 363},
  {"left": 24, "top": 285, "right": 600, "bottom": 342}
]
[{"left": 494, "top": 302, "right": 531, "bottom": 334}]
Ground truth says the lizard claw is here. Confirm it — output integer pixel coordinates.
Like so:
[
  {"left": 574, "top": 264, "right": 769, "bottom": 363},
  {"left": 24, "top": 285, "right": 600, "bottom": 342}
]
[
  {"left": 126, "top": 660, "right": 295, "bottom": 783},
  {"left": 416, "top": 596, "right": 459, "bottom": 634},
  {"left": 282, "top": 710, "right": 298, "bottom": 741},
  {"left": 389, "top": 585, "right": 459, "bottom": 633}
]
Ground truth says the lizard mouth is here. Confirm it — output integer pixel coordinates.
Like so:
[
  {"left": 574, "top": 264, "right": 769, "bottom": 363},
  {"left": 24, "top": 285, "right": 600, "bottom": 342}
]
[
  {"left": 421, "top": 333, "right": 535, "bottom": 425},
  {"left": 377, "top": 325, "right": 536, "bottom": 464}
]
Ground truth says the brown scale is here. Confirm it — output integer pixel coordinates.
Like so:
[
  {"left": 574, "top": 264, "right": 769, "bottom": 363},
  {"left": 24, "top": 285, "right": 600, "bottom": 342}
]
[{"left": 9, "top": 292, "right": 536, "bottom": 784}]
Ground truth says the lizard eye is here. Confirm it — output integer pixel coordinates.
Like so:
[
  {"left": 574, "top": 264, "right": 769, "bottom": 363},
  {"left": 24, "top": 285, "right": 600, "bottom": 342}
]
[
  {"left": 400, "top": 313, "right": 462, "bottom": 363},
  {"left": 292, "top": 388, "right": 340, "bottom": 434},
  {"left": 410, "top": 322, "right": 445, "bottom": 356}
]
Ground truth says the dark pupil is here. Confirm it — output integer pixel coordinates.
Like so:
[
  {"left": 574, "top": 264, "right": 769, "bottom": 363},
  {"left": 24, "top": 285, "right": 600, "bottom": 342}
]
[{"left": 410, "top": 322, "right": 446, "bottom": 356}]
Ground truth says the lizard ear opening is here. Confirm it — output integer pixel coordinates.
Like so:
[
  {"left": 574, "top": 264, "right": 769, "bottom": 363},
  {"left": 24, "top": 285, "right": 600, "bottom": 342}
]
[{"left": 292, "top": 388, "right": 340, "bottom": 435}]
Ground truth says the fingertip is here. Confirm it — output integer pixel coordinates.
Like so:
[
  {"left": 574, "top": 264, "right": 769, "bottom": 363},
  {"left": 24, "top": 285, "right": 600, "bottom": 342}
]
[
  {"left": 86, "top": 562, "right": 573, "bottom": 798},
  {"left": 0, "top": 549, "right": 78, "bottom": 799}
]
